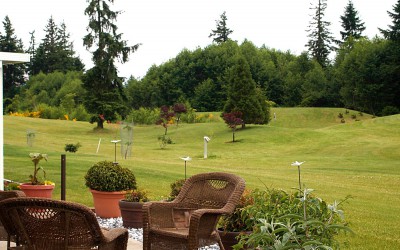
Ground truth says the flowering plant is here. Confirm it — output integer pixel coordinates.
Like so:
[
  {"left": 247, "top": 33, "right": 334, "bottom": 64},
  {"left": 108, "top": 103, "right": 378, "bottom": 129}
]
[
  {"left": 124, "top": 189, "right": 149, "bottom": 202},
  {"left": 28, "top": 153, "right": 53, "bottom": 185}
]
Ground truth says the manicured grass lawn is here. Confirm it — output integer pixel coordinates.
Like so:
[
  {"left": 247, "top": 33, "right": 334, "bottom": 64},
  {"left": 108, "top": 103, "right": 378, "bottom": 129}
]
[{"left": 4, "top": 108, "right": 400, "bottom": 249}]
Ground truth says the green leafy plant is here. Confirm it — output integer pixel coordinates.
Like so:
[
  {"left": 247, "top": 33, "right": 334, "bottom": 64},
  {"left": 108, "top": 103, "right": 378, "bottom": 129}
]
[
  {"left": 64, "top": 142, "right": 81, "bottom": 153},
  {"left": 218, "top": 189, "right": 255, "bottom": 232},
  {"left": 158, "top": 135, "right": 172, "bottom": 149},
  {"left": 168, "top": 179, "right": 186, "bottom": 201},
  {"left": 28, "top": 153, "right": 52, "bottom": 185},
  {"left": 124, "top": 189, "right": 149, "bottom": 202},
  {"left": 84, "top": 161, "right": 136, "bottom": 192}
]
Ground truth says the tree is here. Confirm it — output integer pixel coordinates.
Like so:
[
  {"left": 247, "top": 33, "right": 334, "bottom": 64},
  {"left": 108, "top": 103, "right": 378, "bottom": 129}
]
[
  {"left": 209, "top": 11, "right": 233, "bottom": 44},
  {"left": 30, "top": 17, "right": 84, "bottom": 75},
  {"left": 222, "top": 111, "right": 243, "bottom": 142},
  {"left": 0, "top": 16, "right": 26, "bottom": 99},
  {"left": 157, "top": 105, "right": 175, "bottom": 135},
  {"left": 173, "top": 103, "right": 187, "bottom": 127},
  {"left": 223, "top": 55, "right": 268, "bottom": 126},
  {"left": 306, "top": 0, "right": 335, "bottom": 67},
  {"left": 339, "top": 0, "right": 366, "bottom": 42},
  {"left": 83, "top": 0, "right": 140, "bottom": 129},
  {"left": 379, "top": 0, "right": 400, "bottom": 42}
]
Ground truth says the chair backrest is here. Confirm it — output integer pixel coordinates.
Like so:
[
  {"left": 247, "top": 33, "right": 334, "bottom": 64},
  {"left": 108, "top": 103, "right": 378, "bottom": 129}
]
[
  {"left": 174, "top": 172, "right": 245, "bottom": 213},
  {"left": 0, "top": 197, "right": 106, "bottom": 249},
  {"left": 0, "top": 191, "right": 26, "bottom": 241}
]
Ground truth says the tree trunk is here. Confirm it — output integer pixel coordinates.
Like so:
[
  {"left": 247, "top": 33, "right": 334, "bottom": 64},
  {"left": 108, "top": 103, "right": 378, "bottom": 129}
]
[{"left": 97, "top": 120, "right": 104, "bottom": 129}]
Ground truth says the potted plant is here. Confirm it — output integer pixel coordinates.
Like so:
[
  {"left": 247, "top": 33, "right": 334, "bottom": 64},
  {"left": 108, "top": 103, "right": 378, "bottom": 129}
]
[
  {"left": 19, "top": 153, "right": 55, "bottom": 198},
  {"left": 119, "top": 189, "right": 149, "bottom": 228},
  {"left": 85, "top": 160, "right": 136, "bottom": 218},
  {"left": 218, "top": 189, "right": 254, "bottom": 250}
]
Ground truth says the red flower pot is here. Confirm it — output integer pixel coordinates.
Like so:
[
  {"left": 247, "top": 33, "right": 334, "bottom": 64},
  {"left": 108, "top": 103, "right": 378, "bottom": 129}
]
[{"left": 90, "top": 189, "right": 126, "bottom": 218}]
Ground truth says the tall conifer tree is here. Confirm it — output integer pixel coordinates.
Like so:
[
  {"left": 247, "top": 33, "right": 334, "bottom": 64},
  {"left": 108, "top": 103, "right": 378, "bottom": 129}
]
[
  {"left": 340, "top": 0, "right": 366, "bottom": 42},
  {"left": 379, "top": 0, "right": 400, "bottom": 42},
  {"left": 306, "top": 0, "right": 335, "bottom": 67},
  {"left": 0, "top": 16, "right": 26, "bottom": 98},
  {"left": 209, "top": 11, "right": 233, "bottom": 44},
  {"left": 83, "top": 0, "right": 139, "bottom": 129}
]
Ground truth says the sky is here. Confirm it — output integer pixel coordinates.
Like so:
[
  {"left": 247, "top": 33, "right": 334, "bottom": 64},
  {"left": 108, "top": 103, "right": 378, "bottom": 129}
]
[{"left": 1, "top": 0, "right": 397, "bottom": 79}]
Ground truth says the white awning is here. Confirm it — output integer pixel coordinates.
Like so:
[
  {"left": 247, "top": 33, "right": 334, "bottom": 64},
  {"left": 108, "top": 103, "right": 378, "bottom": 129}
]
[{"left": 0, "top": 52, "right": 30, "bottom": 190}]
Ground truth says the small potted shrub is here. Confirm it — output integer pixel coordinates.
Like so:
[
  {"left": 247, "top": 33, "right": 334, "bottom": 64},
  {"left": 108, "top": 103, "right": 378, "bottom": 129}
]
[
  {"left": 119, "top": 189, "right": 149, "bottom": 228},
  {"left": 85, "top": 160, "right": 136, "bottom": 218},
  {"left": 19, "top": 153, "right": 55, "bottom": 198},
  {"left": 218, "top": 189, "right": 254, "bottom": 250}
]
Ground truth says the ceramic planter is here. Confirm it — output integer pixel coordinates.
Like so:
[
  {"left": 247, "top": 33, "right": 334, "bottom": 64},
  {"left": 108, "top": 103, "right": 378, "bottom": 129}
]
[
  {"left": 90, "top": 189, "right": 126, "bottom": 218},
  {"left": 19, "top": 183, "right": 55, "bottom": 198},
  {"left": 119, "top": 200, "right": 144, "bottom": 228}
]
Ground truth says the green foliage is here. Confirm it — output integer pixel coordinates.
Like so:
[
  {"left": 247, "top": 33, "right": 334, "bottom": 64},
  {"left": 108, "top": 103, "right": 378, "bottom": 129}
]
[
  {"left": 379, "top": 0, "right": 400, "bottom": 41},
  {"left": 209, "top": 11, "right": 233, "bottom": 44},
  {"left": 339, "top": 1, "right": 366, "bottom": 42},
  {"left": 124, "top": 189, "right": 149, "bottom": 202},
  {"left": 219, "top": 189, "right": 255, "bottom": 232},
  {"left": 64, "top": 143, "right": 81, "bottom": 153},
  {"left": 381, "top": 106, "right": 400, "bottom": 116},
  {"left": 83, "top": 0, "right": 139, "bottom": 129},
  {"left": 235, "top": 188, "right": 352, "bottom": 249},
  {"left": 168, "top": 179, "right": 186, "bottom": 201},
  {"left": 126, "top": 107, "right": 160, "bottom": 125},
  {"left": 158, "top": 135, "right": 172, "bottom": 149},
  {"left": 84, "top": 161, "right": 136, "bottom": 192}
]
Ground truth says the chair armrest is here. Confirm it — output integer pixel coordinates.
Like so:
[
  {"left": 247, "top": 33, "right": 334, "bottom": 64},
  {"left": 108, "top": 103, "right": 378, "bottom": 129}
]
[
  {"left": 188, "top": 208, "right": 226, "bottom": 237},
  {"left": 143, "top": 202, "right": 177, "bottom": 228}
]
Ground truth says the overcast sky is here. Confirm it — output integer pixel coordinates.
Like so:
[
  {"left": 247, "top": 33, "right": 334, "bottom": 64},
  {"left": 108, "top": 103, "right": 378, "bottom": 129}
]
[{"left": 1, "top": 0, "right": 396, "bottom": 79}]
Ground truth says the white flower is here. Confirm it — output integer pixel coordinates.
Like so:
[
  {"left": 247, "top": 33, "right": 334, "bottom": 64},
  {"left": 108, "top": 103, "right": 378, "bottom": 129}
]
[
  {"left": 291, "top": 161, "right": 305, "bottom": 167},
  {"left": 180, "top": 156, "right": 192, "bottom": 161}
]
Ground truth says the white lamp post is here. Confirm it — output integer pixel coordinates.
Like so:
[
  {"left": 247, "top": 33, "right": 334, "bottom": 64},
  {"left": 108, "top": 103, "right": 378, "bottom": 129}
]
[
  {"left": 111, "top": 140, "right": 121, "bottom": 165},
  {"left": 180, "top": 156, "right": 192, "bottom": 180},
  {"left": 203, "top": 136, "right": 211, "bottom": 159}
]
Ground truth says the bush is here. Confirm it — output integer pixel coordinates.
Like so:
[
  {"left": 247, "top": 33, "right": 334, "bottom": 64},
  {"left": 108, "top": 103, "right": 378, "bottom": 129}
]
[
  {"left": 64, "top": 143, "right": 81, "bottom": 153},
  {"left": 235, "top": 188, "right": 352, "bottom": 249},
  {"left": 124, "top": 189, "right": 149, "bottom": 202},
  {"left": 168, "top": 179, "right": 185, "bottom": 201},
  {"left": 84, "top": 161, "right": 136, "bottom": 192},
  {"left": 126, "top": 107, "right": 160, "bottom": 125},
  {"left": 381, "top": 106, "right": 399, "bottom": 116}
]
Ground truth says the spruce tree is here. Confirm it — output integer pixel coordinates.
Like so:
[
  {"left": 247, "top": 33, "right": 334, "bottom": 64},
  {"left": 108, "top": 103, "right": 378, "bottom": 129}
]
[
  {"left": 0, "top": 16, "right": 26, "bottom": 98},
  {"left": 83, "top": 0, "right": 140, "bottom": 129},
  {"left": 340, "top": 0, "right": 366, "bottom": 42},
  {"left": 379, "top": 0, "right": 400, "bottom": 42},
  {"left": 223, "top": 55, "right": 268, "bottom": 126},
  {"left": 209, "top": 11, "right": 233, "bottom": 44},
  {"left": 306, "top": 0, "right": 335, "bottom": 67}
]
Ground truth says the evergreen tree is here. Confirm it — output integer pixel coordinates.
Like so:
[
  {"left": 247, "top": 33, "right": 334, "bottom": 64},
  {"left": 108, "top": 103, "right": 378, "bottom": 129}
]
[
  {"left": 340, "top": 0, "right": 366, "bottom": 42},
  {"left": 0, "top": 16, "right": 26, "bottom": 99},
  {"left": 223, "top": 55, "right": 268, "bottom": 126},
  {"left": 26, "top": 30, "right": 36, "bottom": 75},
  {"left": 30, "top": 17, "right": 84, "bottom": 75},
  {"left": 83, "top": 0, "right": 140, "bottom": 129},
  {"left": 209, "top": 11, "right": 233, "bottom": 44},
  {"left": 306, "top": 0, "right": 335, "bottom": 67},
  {"left": 379, "top": 0, "right": 400, "bottom": 42}
]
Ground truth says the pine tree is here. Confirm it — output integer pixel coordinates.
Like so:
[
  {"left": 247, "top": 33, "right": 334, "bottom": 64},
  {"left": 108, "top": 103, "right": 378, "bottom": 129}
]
[
  {"left": 0, "top": 16, "right": 26, "bottom": 98},
  {"left": 223, "top": 55, "right": 268, "bottom": 126},
  {"left": 209, "top": 11, "right": 233, "bottom": 44},
  {"left": 340, "top": 0, "right": 366, "bottom": 42},
  {"left": 379, "top": 0, "right": 400, "bottom": 42},
  {"left": 306, "top": 0, "right": 335, "bottom": 67},
  {"left": 83, "top": 0, "right": 140, "bottom": 129}
]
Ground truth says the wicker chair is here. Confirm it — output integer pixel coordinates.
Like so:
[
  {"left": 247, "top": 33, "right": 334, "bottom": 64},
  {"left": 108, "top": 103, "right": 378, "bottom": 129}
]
[
  {"left": 143, "top": 172, "right": 246, "bottom": 250},
  {"left": 0, "top": 197, "right": 129, "bottom": 250},
  {"left": 0, "top": 190, "right": 26, "bottom": 248}
]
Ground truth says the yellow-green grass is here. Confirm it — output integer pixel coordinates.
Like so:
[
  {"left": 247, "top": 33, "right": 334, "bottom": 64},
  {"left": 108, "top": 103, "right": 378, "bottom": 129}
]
[{"left": 4, "top": 108, "right": 400, "bottom": 249}]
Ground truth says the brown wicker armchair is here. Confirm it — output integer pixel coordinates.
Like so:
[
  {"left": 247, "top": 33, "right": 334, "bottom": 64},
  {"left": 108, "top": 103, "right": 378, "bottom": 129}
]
[
  {"left": 0, "top": 191, "right": 26, "bottom": 248},
  {"left": 143, "top": 172, "right": 246, "bottom": 250},
  {"left": 0, "top": 197, "right": 129, "bottom": 250}
]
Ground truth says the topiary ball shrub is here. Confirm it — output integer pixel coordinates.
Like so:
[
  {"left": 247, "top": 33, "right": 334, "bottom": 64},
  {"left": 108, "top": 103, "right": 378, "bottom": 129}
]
[{"left": 85, "top": 160, "right": 136, "bottom": 192}]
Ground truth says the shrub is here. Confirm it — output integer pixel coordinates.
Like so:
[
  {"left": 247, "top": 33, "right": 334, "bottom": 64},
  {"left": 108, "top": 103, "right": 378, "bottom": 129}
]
[
  {"left": 64, "top": 143, "right": 81, "bottom": 153},
  {"left": 124, "top": 189, "right": 149, "bottom": 202},
  {"left": 127, "top": 107, "right": 160, "bottom": 125},
  {"left": 381, "top": 106, "right": 399, "bottom": 116},
  {"left": 84, "top": 161, "right": 136, "bottom": 192},
  {"left": 168, "top": 179, "right": 185, "bottom": 201},
  {"left": 158, "top": 135, "right": 172, "bottom": 149},
  {"left": 235, "top": 188, "right": 352, "bottom": 249},
  {"left": 338, "top": 113, "right": 343, "bottom": 118}
]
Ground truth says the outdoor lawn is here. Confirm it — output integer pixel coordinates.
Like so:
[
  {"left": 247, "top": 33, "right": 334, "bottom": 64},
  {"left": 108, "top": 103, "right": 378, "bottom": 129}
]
[{"left": 3, "top": 107, "right": 400, "bottom": 249}]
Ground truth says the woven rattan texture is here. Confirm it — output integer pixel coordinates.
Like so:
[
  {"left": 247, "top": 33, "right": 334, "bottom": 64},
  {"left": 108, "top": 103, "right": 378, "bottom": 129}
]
[
  {"left": 0, "top": 197, "right": 129, "bottom": 250},
  {"left": 143, "top": 172, "right": 245, "bottom": 250}
]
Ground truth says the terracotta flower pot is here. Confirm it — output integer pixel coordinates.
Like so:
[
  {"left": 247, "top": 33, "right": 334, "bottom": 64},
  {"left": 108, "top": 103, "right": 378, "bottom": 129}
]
[
  {"left": 119, "top": 200, "right": 144, "bottom": 228},
  {"left": 90, "top": 189, "right": 126, "bottom": 218},
  {"left": 20, "top": 183, "right": 55, "bottom": 198}
]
